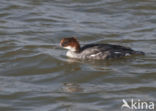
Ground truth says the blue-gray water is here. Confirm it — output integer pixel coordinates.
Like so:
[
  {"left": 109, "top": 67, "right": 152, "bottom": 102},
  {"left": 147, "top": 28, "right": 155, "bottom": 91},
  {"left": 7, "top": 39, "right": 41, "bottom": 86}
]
[{"left": 0, "top": 0, "right": 156, "bottom": 111}]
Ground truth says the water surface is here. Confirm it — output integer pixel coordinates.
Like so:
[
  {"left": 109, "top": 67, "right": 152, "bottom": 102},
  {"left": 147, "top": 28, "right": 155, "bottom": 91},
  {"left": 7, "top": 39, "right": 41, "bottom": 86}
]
[{"left": 0, "top": 0, "right": 156, "bottom": 111}]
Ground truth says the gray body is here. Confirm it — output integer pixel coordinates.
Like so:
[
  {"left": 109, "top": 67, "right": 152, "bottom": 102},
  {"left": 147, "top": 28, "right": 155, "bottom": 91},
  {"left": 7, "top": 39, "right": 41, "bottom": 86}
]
[{"left": 66, "top": 44, "right": 144, "bottom": 60}]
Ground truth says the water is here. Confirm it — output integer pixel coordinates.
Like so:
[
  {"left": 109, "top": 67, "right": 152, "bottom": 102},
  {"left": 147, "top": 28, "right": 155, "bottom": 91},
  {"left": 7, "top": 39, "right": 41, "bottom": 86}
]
[{"left": 0, "top": 0, "right": 156, "bottom": 111}]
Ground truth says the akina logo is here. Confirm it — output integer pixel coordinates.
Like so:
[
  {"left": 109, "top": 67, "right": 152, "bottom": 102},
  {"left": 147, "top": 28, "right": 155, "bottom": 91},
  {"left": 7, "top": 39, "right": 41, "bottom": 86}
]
[{"left": 121, "top": 99, "right": 155, "bottom": 110}]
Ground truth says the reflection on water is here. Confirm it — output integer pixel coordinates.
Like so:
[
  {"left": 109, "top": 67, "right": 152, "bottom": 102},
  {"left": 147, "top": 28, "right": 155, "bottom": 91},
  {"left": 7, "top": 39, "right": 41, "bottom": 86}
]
[
  {"left": 62, "top": 83, "right": 83, "bottom": 93},
  {"left": 0, "top": 0, "right": 156, "bottom": 111}
]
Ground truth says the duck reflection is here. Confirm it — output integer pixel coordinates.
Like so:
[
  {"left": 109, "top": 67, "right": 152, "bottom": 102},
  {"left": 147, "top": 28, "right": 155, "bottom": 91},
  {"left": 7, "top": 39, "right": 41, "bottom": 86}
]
[{"left": 62, "top": 82, "right": 83, "bottom": 93}]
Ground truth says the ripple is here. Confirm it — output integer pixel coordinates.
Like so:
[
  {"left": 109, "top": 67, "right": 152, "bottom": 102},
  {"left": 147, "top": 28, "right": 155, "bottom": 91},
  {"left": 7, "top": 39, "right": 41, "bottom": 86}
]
[{"left": 0, "top": 0, "right": 156, "bottom": 111}]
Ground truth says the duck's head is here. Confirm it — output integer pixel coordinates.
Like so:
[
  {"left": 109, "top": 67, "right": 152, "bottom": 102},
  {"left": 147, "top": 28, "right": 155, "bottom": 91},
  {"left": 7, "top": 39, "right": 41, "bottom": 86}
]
[{"left": 60, "top": 37, "right": 80, "bottom": 52}]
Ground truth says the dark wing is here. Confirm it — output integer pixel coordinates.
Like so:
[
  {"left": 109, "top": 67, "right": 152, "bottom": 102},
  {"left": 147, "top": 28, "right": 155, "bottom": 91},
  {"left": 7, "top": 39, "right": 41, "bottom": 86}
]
[
  {"left": 81, "top": 44, "right": 141, "bottom": 59},
  {"left": 80, "top": 44, "right": 113, "bottom": 59}
]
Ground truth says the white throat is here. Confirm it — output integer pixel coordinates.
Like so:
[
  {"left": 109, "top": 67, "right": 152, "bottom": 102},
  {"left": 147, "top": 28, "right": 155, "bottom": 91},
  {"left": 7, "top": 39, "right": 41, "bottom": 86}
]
[
  {"left": 64, "top": 46, "right": 76, "bottom": 51},
  {"left": 66, "top": 51, "right": 75, "bottom": 58}
]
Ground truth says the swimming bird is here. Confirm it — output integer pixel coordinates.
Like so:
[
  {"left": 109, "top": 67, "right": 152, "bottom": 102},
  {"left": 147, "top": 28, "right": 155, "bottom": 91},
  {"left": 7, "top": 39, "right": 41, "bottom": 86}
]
[{"left": 60, "top": 37, "right": 144, "bottom": 60}]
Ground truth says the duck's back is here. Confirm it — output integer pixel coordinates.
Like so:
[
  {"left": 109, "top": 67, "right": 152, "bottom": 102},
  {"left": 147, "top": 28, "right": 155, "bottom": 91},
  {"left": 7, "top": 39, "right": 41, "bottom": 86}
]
[{"left": 80, "top": 44, "right": 144, "bottom": 59}]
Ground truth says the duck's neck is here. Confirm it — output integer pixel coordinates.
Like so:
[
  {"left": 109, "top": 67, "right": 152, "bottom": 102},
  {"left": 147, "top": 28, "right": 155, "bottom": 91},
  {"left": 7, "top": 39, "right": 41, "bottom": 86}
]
[{"left": 72, "top": 42, "right": 81, "bottom": 52}]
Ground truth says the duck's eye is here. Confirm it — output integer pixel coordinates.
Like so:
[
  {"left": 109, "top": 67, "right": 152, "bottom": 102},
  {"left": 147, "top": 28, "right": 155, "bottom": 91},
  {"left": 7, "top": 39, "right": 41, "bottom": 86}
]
[{"left": 62, "top": 40, "right": 70, "bottom": 46}]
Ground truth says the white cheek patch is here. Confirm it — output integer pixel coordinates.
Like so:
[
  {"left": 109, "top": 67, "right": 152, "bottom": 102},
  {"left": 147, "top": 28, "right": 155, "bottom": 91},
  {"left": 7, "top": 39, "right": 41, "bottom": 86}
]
[
  {"left": 64, "top": 46, "right": 76, "bottom": 51},
  {"left": 64, "top": 46, "right": 72, "bottom": 50}
]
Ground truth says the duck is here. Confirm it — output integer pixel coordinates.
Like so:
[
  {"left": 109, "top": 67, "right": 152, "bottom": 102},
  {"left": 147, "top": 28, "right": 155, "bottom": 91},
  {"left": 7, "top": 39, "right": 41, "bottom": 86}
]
[{"left": 60, "top": 37, "right": 144, "bottom": 60}]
